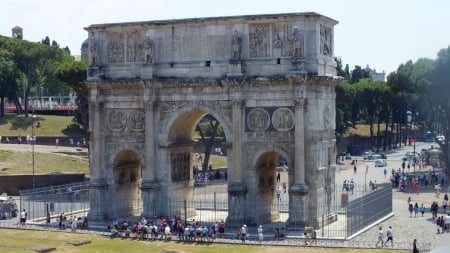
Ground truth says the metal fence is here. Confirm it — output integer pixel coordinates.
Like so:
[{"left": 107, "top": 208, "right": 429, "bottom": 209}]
[{"left": 15, "top": 181, "right": 392, "bottom": 239}]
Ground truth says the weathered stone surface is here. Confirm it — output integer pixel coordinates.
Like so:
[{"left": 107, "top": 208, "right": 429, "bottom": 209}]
[{"left": 86, "top": 12, "right": 340, "bottom": 227}]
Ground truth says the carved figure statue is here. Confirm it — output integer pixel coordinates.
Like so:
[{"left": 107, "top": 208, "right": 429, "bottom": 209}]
[
  {"left": 141, "top": 34, "right": 154, "bottom": 64},
  {"left": 231, "top": 30, "right": 242, "bottom": 60},
  {"left": 291, "top": 26, "right": 302, "bottom": 58},
  {"left": 89, "top": 33, "right": 99, "bottom": 66},
  {"left": 321, "top": 27, "right": 331, "bottom": 55}
]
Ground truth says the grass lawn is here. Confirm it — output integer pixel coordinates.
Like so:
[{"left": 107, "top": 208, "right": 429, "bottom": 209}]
[
  {"left": 0, "top": 114, "right": 84, "bottom": 137},
  {"left": 0, "top": 228, "right": 402, "bottom": 253}
]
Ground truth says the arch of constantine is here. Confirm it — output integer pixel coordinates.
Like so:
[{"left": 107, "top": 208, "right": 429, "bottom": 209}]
[{"left": 85, "top": 12, "right": 340, "bottom": 227}]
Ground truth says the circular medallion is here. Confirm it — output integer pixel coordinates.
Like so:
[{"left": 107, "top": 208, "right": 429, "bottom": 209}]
[
  {"left": 272, "top": 107, "right": 294, "bottom": 131},
  {"left": 107, "top": 110, "right": 127, "bottom": 131},
  {"left": 247, "top": 108, "right": 270, "bottom": 132}
]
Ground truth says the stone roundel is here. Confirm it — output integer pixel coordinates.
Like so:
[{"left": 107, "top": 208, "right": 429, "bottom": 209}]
[
  {"left": 107, "top": 110, "right": 127, "bottom": 131},
  {"left": 272, "top": 107, "right": 294, "bottom": 131},
  {"left": 247, "top": 108, "right": 270, "bottom": 132}
]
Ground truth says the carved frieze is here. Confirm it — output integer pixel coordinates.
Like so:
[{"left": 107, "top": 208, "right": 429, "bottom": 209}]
[
  {"left": 127, "top": 31, "right": 141, "bottom": 62},
  {"left": 249, "top": 24, "right": 270, "bottom": 58},
  {"left": 170, "top": 153, "right": 190, "bottom": 182},
  {"left": 320, "top": 25, "right": 332, "bottom": 55},
  {"left": 107, "top": 32, "right": 125, "bottom": 63},
  {"left": 159, "top": 101, "right": 190, "bottom": 122}
]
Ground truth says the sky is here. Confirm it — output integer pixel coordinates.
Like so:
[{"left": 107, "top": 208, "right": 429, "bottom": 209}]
[{"left": 1, "top": 0, "right": 450, "bottom": 75}]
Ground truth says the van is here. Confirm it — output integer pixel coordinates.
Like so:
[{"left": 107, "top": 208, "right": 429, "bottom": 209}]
[{"left": 374, "top": 159, "right": 387, "bottom": 167}]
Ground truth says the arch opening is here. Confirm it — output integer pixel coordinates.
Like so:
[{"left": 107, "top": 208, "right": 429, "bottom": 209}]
[
  {"left": 253, "top": 151, "right": 290, "bottom": 225},
  {"left": 113, "top": 150, "right": 142, "bottom": 218}
]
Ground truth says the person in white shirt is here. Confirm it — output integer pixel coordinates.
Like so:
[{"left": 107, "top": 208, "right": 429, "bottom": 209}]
[
  {"left": 375, "top": 227, "right": 384, "bottom": 247},
  {"left": 257, "top": 225, "right": 264, "bottom": 244}
]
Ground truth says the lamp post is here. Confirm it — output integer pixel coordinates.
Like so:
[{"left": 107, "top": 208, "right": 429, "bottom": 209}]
[{"left": 32, "top": 114, "right": 36, "bottom": 188}]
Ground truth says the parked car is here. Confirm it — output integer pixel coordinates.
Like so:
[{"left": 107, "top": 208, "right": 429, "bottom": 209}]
[{"left": 374, "top": 159, "right": 387, "bottom": 167}]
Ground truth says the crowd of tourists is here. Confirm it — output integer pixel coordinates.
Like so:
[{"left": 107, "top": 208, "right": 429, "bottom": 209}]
[{"left": 107, "top": 216, "right": 226, "bottom": 242}]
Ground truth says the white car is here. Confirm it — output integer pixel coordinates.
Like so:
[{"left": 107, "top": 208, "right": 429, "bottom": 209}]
[{"left": 374, "top": 159, "right": 387, "bottom": 167}]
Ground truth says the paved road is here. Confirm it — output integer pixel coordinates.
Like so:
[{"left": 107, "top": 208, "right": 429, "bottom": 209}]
[{"left": 339, "top": 142, "right": 450, "bottom": 251}]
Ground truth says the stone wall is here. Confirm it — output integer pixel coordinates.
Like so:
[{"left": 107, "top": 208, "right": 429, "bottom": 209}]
[{"left": 0, "top": 174, "right": 86, "bottom": 195}]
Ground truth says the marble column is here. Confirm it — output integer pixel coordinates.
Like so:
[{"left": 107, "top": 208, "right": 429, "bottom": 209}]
[
  {"left": 289, "top": 98, "right": 310, "bottom": 227},
  {"left": 141, "top": 98, "right": 160, "bottom": 218},
  {"left": 226, "top": 99, "right": 247, "bottom": 226},
  {"left": 88, "top": 86, "right": 108, "bottom": 220}
]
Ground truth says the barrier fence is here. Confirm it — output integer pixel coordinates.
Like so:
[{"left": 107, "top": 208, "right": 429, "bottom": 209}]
[{"left": 14, "top": 181, "right": 392, "bottom": 241}]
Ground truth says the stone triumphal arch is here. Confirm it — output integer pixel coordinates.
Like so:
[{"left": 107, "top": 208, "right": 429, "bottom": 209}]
[{"left": 85, "top": 12, "right": 340, "bottom": 227}]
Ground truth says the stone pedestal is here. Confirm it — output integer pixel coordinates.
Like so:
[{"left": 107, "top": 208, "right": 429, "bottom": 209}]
[
  {"left": 288, "top": 183, "right": 309, "bottom": 229},
  {"left": 87, "top": 179, "right": 108, "bottom": 220},
  {"left": 141, "top": 64, "right": 155, "bottom": 79},
  {"left": 227, "top": 60, "right": 243, "bottom": 78},
  {"left": 226, "top": 183, "right": 248, "bottom": 226},
  {"left": 141, "top": 180, "right": 160, "bottom": 218}
]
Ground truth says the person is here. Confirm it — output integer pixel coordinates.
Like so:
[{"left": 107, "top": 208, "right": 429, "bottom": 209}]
[
  {"left": 384, "top": 168, "right": 387, "bottom": 178},
  {"left": 257, "top": 225, "right": 264, "bottom": 244},
  {"left": 310, "top": 229, "right": 317, "bottom": 246},
  {"left": 375, "top": 226, "right": 384, "bottom": 247},
  {"left": 55, "top": 138, "right": 59, "bottom": 148},
  {"left": 276, "top": 186, "right": 282, "bottom": 202},
  {"left": 419, "top": 203, "right": 426, "bottom": 217},
  {"left": 414, "top": 202, "right": 419, "bottom": 218},
  {"left": 240, "top": 224, "right": 247, "bottom": 244},
  {"left": 46, "top": 212, "right": 51, "bottom": 226},
  {"left": 20, "top": 209, "right": 27, "bottom": 226},
  {"left": 385, "top": 226, "right": 393, "bottom": 246},
  {"left": 413, "top": 239, "right": 419, "bottom": 253},
  {"left": 443, "top": 197, "right": 448, "bottom": 213},
  {"left": 435, "top": 184, "right": 442, "bottom": 198},
  {"left": 354, "top": 165, "right": 357, "bottom": 174},
  {"left": 408, "top": 201, "right": 414, "bottom": 218},
  {"left": 276, "top": 172, "right": 281, "bottom": 183}
]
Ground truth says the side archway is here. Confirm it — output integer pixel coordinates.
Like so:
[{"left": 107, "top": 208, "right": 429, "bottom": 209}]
[{"left": 112, "top": 149, "right": 142, "bottom": 218}]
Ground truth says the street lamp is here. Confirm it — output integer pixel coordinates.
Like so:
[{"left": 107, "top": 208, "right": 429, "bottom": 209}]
[{"left": 32, "top": 114, "right": 36, "bottom": 188}]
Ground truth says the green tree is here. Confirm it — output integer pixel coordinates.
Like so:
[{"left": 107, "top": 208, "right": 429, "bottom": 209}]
[
  {"left": 55, "top": 59, "right": 88, "bottom": 130},
  {"left": 0, "top": 49, "right": 20, "bottom": 116}
]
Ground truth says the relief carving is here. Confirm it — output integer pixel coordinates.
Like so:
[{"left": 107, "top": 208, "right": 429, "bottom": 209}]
[
  {"left": 107, "top": 32, "right": 125, "bottom": 63},
  {"left": 127, "top": 32, "right": 141, "bottom": 62},
  {"left": 171, "top": 153, "right": 190, "bottom": 182},
  {"left": 245, "top": 131, "right": 295, "bottom": 143},
  {"left": 247, "top": 108, "right": 270, "bottom": 132},
  {"left": 159, "top": 101, "right": 190, "bottom": 122},
  {"left": 249, "top": 24, "right": 270, "bottom": 58},
  {"left": 128, "top": 110, "right": 145, "bottom": 131},
  {"left": 272, "top": 108, "right": 295, "bottom": 131},
  {"left": 320, "top": 25, "right": 332, "bottom": 55},
  {"left": 107, "top": 110, "right": 127, "bottom": 131}
]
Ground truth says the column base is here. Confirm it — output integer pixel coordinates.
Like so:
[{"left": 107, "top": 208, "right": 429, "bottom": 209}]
[{"left": 226, "top": 183, "right": 248, "bottom": 226}]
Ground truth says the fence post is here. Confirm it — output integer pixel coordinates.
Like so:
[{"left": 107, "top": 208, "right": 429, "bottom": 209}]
[
  {"left": 214, "top": 192, "right": 217, "bottom": 222},
  {"left": 184, "top": 199, "right": 187, "bottom": 224}
]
